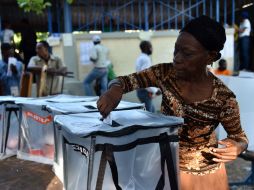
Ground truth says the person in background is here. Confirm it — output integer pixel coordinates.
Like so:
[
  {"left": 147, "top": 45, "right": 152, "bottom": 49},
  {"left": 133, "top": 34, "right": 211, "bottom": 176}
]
[
  {"left": 94, "top": 60, "right": 116, "bottom": 96},
  {"left": 83, "top": 35, "right": 109, "bottom": 96},
  {"left": 19, "top": 18, "right": 37, "bottom": 69},
  {"left": 0, "top": 43, "right": 23, "bottom": 96},
  {"left": 214, "top": 59, "right": 232, "bottom": 76},
  {"left": 136, "top": 41, "right": 160, "bottom": 112},
  {"left": 0, "top": 21, "right": 15, "bottom": 45},
  {"left": 237, "top": 11, "right": 251, "bottom": 71},
  {"left": 28, "top": 41, "right": 66, "bottom": 96},
  {"left": 0, "top": 21, "right": 22, "bottom": 64},
  {"left": 97, "top": 16, "right": 248, "bottom": 190}
]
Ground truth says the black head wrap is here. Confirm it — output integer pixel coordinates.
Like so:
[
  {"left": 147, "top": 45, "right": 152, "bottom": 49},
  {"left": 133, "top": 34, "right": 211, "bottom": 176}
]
[{"left": 180, "top": 15, "right": 226, "bottom": 61}]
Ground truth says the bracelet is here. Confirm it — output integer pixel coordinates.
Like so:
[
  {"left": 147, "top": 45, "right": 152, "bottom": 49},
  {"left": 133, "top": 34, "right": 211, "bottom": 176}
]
[{"left": 108, "top": 79, "right": 122, "bottom": 89}]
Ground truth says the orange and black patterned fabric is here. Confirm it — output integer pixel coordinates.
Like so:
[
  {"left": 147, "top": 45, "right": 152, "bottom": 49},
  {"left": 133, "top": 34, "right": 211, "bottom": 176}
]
[{"left": 118, "top": 63, "right": 248, "bottom": 175}]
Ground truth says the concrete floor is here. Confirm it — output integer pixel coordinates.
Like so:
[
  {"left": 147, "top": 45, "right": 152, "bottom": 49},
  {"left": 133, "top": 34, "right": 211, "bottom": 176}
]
[
  {"left": 0, "top": 156, "right": 253, "bottom": 190},
  {"left": 0, "top": 156, "right": 62, "bottom": 190}
]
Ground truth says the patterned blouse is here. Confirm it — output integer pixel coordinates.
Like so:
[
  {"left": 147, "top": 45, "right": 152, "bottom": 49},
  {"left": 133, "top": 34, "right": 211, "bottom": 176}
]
[{"left": 117, "top": 63, "right": 248, "bottom": 175}]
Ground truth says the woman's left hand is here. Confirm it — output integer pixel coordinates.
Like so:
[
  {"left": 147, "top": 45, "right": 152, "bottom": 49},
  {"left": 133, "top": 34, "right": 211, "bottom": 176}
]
[{"left": 210, "top": 138, "right": 242, "bottom": 163}]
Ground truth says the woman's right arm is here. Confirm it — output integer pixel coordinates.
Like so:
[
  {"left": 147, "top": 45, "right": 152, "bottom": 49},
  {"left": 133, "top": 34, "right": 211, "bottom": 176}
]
[
  {"left": 97, "top": 63, "right": 170, "bottom": 117},
  {"left": 117, "top": 63, "right": 167, "bottom": 93}
]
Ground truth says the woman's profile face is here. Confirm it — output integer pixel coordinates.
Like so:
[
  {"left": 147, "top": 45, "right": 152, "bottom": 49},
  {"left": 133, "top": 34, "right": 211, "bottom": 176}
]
[{"left": 173, "top": 32, "right": 211, "bottom": 78}]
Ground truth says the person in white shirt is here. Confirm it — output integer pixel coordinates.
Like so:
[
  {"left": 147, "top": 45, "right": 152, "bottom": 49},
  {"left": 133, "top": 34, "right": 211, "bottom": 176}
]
[
  {"left": 1, "top": 22, "right": 14, "bottom": 44},
  {"left": 83, "top": 35, "right": 109, "bottom": 96},
  {"left": 238, "top": 11, "right": 251, "bottom": 70},
  {"left": 135, "top": 41, "right": 160, "bottom": 112}
]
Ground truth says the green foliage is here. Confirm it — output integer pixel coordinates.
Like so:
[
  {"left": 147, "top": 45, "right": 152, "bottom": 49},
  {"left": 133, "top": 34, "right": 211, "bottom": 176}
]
[
  {"left": 66, "top": 0, "right": 74, "bottom": 3},
  {"left": 17, "top": 0, "right": 74, "bottom": 14},
  {"left": 36, "top": 32, "right": 49, "bottom": 42},
  {"left": 17, "top": 0, "right": 51, "bottom": 14},
  {"left": 14, "top": 32, "right": 48, "bottom": 49}
]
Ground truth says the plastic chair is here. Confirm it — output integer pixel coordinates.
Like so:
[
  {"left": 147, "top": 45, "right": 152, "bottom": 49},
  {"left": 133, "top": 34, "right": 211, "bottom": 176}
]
[
  {"left": 20, "top": 72, "right": 33, "bottom": 97},
  {"left": 26, "top": 67, "right": 74, "bottom": 97}
]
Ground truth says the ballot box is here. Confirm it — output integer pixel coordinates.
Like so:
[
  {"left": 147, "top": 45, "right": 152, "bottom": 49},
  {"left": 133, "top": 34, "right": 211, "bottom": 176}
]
[
  {"left": 54, "top": 110, "right": 183, "bottom": 190},
  {"left": 48, "top": 100, "right": 144, "bottom": 182},
  {"left": 15, "top": 94, "right": 99, "bottom": 164},
  {"left": 0, "top": 96, "right": 25, "bottom": 159},
  {"left": 16, "top": 94, "right": 143, "bottom": 167}
]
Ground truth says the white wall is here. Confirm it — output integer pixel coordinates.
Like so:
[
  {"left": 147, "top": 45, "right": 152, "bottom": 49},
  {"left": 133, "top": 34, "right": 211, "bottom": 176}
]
[{"left": 74, "top": 31, "right": 180, "bottom": 81}]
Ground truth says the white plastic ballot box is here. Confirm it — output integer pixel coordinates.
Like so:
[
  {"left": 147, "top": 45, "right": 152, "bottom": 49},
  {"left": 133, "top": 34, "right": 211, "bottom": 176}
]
[
  {"left": 15, "top": 94, "right": 99, "bottom": 164},
  {"left": 49, "top": 100, "right": 144, "bottom": 182},
  {"left": 54, "top": 110, "right": 183, "bottom": 190},
  {"left": 0, "top": 96, "right": 29, "bottom": 159}
]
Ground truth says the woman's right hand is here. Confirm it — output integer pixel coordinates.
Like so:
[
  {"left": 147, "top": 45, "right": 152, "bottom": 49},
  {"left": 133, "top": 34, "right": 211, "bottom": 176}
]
[{"left": 97, "top": 85, "right": 123, "bottom": 118}]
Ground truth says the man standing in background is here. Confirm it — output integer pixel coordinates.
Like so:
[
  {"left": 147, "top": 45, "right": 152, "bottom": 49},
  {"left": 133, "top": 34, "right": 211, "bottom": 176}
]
[
  {"left": 135, "top": 41, "right": 160, "bottom": 112},
  {"left": 0, "top": 21, "right": 15, "bottom": 45},
  {"left": 83, "top": 35, "right": 109, "bottom": 96},
  {"left": 237, "top": 11, "right": 251, "bottom": 71}
]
